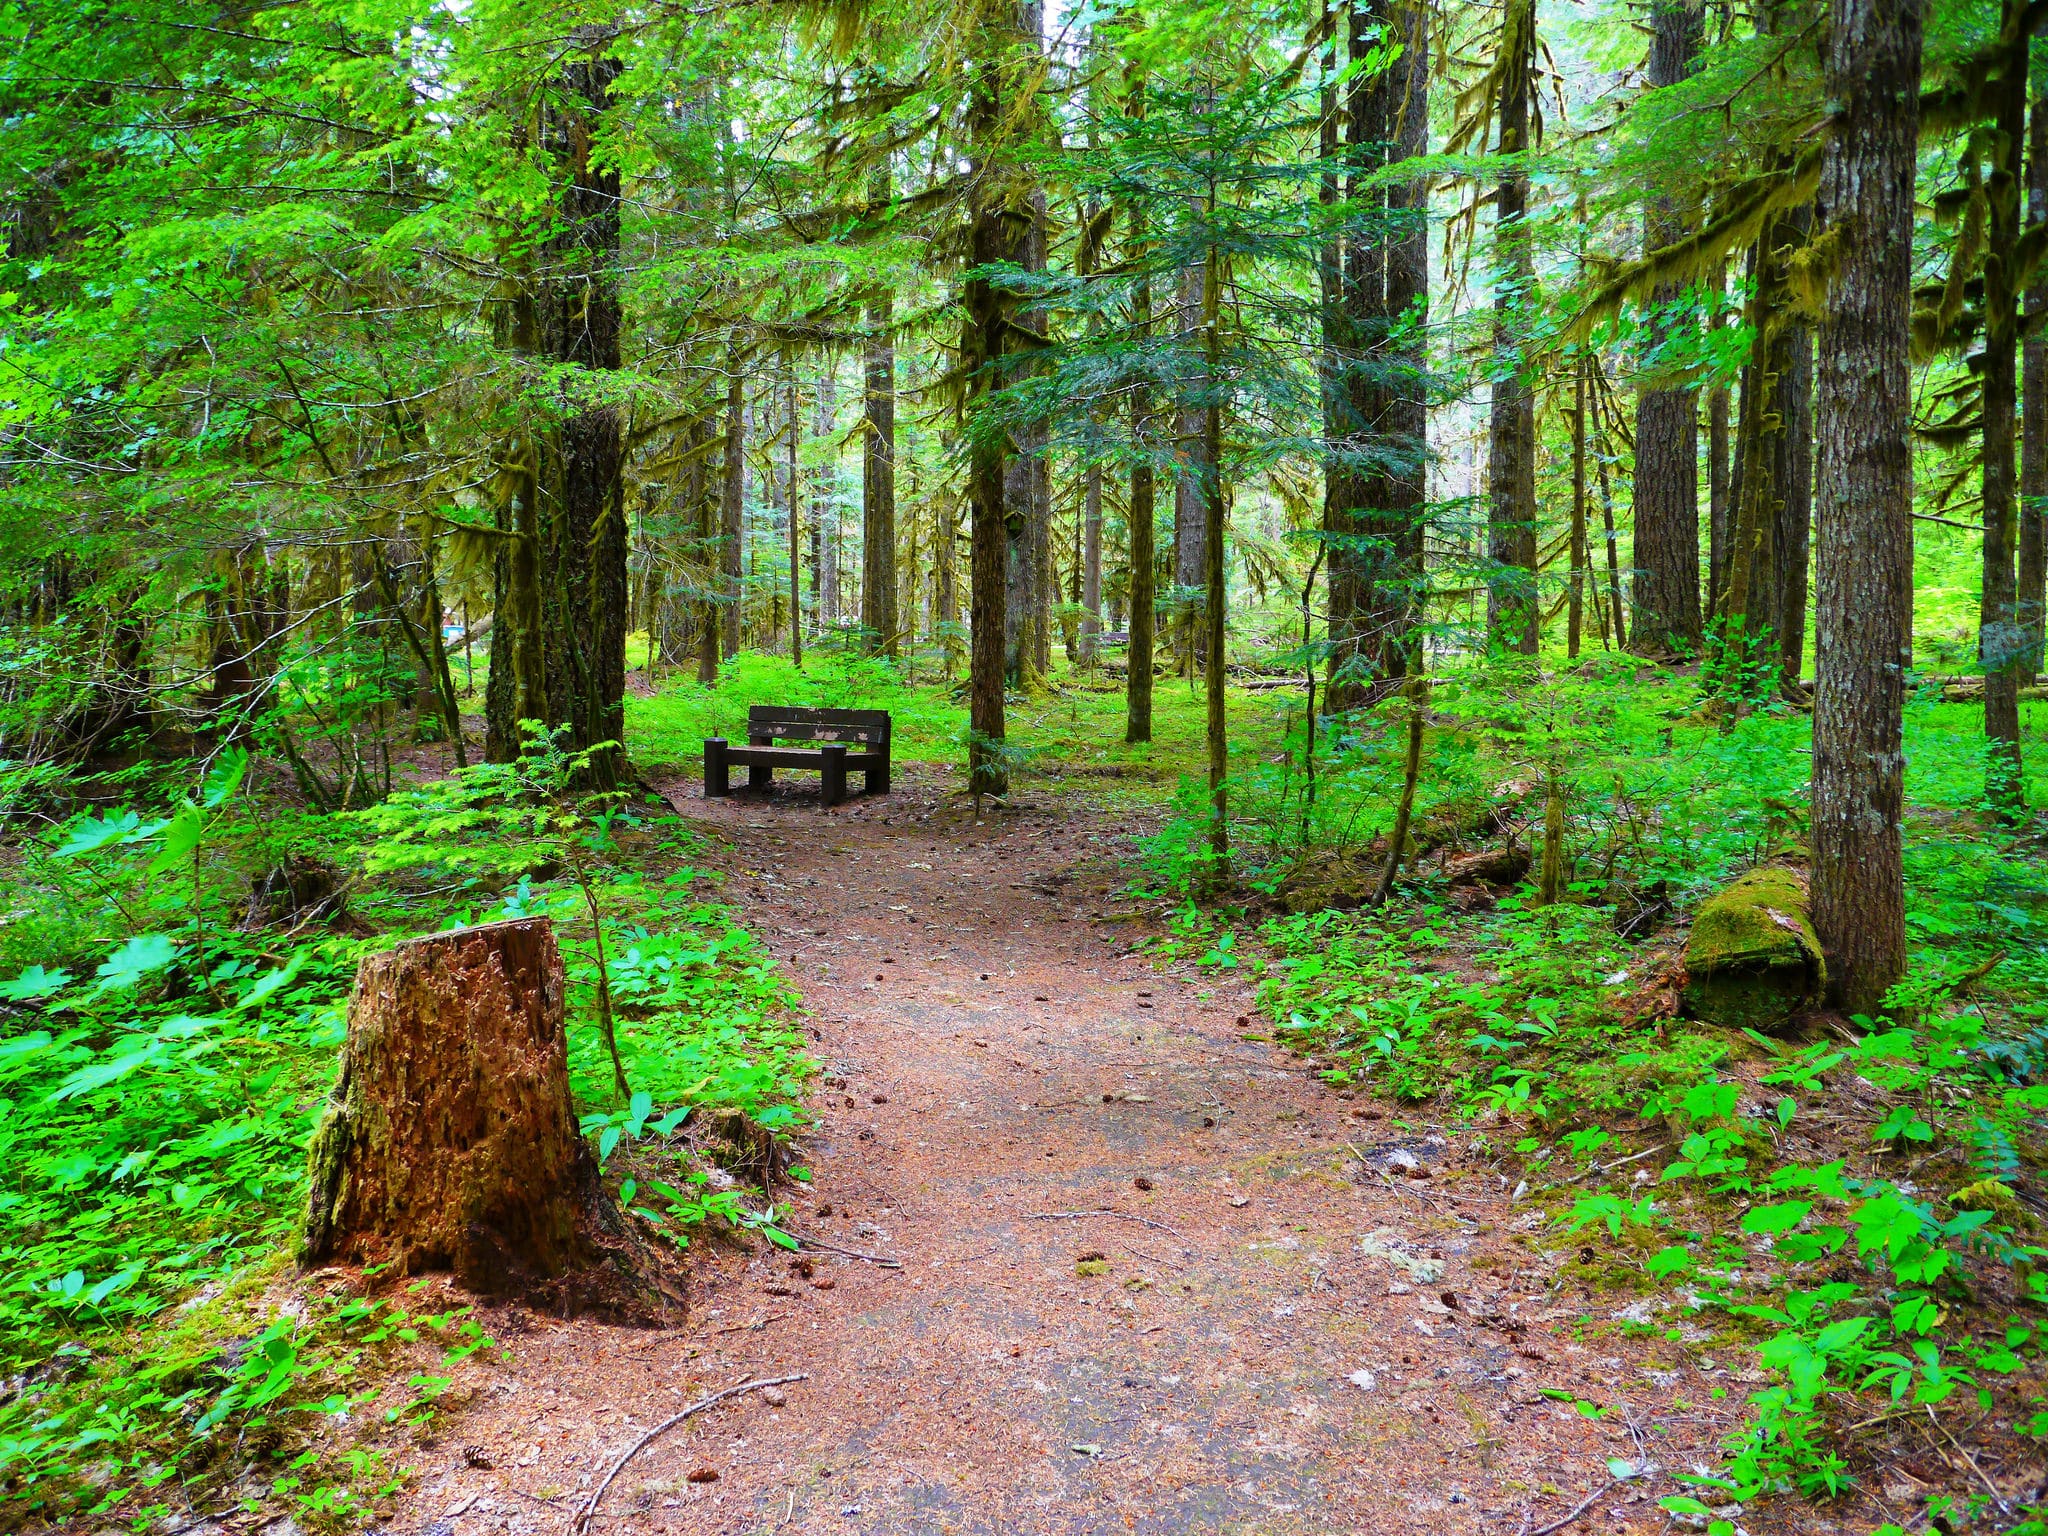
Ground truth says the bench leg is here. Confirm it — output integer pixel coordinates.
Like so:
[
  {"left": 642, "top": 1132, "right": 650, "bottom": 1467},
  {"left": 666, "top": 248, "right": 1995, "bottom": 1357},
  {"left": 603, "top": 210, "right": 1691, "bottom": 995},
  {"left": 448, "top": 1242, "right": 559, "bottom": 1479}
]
[
  {"left": 704, "top": 738, "right": 729, "bottom": 797},
  {"left": 866, "top": 751, "right": 890, "bottom": 796},
  {"left": 821, "top": 744, "right": 848, "bottom": 806},
  {"left": 748, "top": 761, "right": 772, "bottom": 791}
]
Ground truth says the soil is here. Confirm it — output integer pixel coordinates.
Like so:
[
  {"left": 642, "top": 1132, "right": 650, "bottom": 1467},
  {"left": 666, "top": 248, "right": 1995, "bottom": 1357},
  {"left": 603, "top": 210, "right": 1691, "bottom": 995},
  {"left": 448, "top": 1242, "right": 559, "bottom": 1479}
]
[{"left": 405, "top": 766, "right": 1872, "bottom": 1536}]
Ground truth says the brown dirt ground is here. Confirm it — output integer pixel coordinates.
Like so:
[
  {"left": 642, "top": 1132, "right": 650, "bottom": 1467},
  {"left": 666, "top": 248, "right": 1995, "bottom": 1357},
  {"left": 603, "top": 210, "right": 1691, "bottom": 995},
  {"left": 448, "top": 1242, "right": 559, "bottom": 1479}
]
[{"left": 407, "top": 765, "right": 1876, "bottom": 1536}]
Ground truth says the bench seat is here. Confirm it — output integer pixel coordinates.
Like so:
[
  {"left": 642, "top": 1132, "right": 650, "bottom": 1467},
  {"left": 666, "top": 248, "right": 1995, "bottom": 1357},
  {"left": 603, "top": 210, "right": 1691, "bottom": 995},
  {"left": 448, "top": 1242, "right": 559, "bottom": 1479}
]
[
  {"left": 721, "top": 745, "right": 886, "bottom": 770},
  {"left": 704, "top": 706, "right": 891, "bottom": 806}
]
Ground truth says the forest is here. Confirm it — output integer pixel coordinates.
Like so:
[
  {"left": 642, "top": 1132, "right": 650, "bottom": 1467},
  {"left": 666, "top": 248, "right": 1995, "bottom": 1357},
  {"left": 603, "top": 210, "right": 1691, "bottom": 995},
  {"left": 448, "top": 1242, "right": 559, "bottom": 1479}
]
[{"left": 0, "top": 0, "right": 2045, "bottom": 1529}]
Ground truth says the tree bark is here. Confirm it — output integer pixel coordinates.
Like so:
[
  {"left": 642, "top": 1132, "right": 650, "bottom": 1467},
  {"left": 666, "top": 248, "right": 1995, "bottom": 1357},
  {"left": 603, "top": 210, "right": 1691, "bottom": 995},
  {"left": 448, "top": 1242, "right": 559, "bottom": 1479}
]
[
  {"left": 302, "top": 919, "right": 670, "bottom": 1317},
  {"left": 1629, "top": 0, "right": 1704, "bottom": 658},
  {"left": 1080, "top": 198, "right": 1105, "bottom": 665},
  {"left": 1125, "top": 110, "right": 1157, "bottom": 745},
  {"left": 1771, "top": 302, "right": 1814, "bottom": 691},
  {"left": 1707, "top": 266, "right": 1732, "bottom": 625},
  {"left": 1809, "top": 0, "right": 1921, "bottom": 1010},
  {"left": 862, "top": 231, "right": 898, "bottom": 657},
  {"left": 1486, "top": 0, "right": 1539, "bottom": 655},
  {"left": 1325, "top": 3, "right": 1382, "bottom": 703},
  {"left": 1173, "top": 261, "right": 1209, "bottom": 675},
  {"left": 1202, "top": 243, "right": 1228, "bottom": 867},
  {"left": 1003, "top": 185, "right": 1050, "bottom": 689},
  {"left": 1570, "top": 359, "right": 1588, "bottom": 658},
  {"left": 720, "top": 356, "right": 745, "bottom": 662},
  {"left": 815, "top": 368, "right": 838, "bottom": 628},
  {"left": 2023, "top": 89, "right": 2047, "bottom": 684},
  {"left": 966, "top": 0, "right": 1036, "bottom": 796},
  {"left": 786, "top": 359, "right": 803, "bottom": 667}
]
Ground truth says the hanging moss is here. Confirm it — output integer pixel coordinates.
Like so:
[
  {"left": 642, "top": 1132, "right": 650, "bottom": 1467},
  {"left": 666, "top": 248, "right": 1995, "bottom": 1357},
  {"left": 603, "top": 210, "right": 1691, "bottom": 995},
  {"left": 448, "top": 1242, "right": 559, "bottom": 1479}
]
[{"left": 1681, "top": 866, "right": 1825, "bottom": 1032}]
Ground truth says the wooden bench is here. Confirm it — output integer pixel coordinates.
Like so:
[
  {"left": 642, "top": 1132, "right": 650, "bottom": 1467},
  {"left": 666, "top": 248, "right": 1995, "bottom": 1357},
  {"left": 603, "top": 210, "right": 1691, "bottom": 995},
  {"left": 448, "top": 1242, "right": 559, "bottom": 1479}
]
[{"left": 703, "top": 706, "right": 891, "bottom": 806}]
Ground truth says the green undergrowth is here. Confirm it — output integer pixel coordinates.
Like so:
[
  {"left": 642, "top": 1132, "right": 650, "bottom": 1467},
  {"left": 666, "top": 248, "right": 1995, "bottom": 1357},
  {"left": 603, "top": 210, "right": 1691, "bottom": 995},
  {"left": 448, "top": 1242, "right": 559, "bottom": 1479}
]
[
  {"left": 1131, "top": 658, "right": 2048, "bottom": 1533},
  {"left": 0, "top": 733, "right": 810, "bottom": 1527}
]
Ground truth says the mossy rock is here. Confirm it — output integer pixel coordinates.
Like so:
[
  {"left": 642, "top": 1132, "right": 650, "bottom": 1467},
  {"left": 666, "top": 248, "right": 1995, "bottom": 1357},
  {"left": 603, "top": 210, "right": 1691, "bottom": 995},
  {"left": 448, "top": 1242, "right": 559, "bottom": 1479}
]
[{"left": 1681, "top": 866, "right": 1825, "bottom": 1033}]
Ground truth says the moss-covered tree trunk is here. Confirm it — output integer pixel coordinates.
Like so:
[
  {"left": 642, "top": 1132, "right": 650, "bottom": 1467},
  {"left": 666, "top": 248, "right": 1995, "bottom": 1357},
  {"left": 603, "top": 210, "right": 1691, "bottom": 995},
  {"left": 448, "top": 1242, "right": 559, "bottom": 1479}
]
[
  {"left": 861, "top": 233, "right": 898, "bottom": 657},
  {"left": 2022, "top": 91, "right": 2047, "bottom": 684},
  {"left": 492, "top": 36, "right": 629, "bottom": 784},
  {"left": 1485, "top": 0, "right": 1539, "bottom": 655},
  {"left": 1125, "top": 113, "right": 1158, "bottom": 745},
  {"left": 1979, "top": 3, "right": 2026, "bottom": 812},
  {"left": 964, "top": 0, "right": 1035, "bottom": 797},
  {"left": 302, "top": 919, "right": 666, "bottom": 1315}
]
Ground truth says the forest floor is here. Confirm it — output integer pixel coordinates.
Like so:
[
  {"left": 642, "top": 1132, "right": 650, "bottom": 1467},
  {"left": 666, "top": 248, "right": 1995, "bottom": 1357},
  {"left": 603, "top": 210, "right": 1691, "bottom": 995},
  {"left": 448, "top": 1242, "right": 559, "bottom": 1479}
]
[{"left": 405, "top": 764, "right": 1880, "bottom": 1536}]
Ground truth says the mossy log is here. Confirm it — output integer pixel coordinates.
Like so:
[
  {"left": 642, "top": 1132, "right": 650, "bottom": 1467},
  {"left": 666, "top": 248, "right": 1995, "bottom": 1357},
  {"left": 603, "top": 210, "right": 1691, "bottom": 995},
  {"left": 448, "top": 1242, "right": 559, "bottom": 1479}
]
[
  {"left": 301, "top": 918, "right": 674, "bottom": 1317},
  {"left": 1681, "top": 866, "right": 1826, "bottom": 1032}
]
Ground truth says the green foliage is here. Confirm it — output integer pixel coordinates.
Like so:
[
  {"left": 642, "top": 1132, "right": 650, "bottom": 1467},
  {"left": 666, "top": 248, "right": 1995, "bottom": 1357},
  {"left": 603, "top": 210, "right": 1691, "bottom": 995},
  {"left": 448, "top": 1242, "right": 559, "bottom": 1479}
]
[{"left": 0, "top": 734, "right": 808, "bottom": 1521}]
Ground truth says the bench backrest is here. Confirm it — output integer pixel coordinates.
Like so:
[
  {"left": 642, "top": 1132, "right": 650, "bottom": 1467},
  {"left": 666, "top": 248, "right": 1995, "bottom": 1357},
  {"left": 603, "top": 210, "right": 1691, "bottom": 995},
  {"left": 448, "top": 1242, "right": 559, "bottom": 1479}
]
[{"left": 747, "top": 705, "right": 891, "bottom": 747}]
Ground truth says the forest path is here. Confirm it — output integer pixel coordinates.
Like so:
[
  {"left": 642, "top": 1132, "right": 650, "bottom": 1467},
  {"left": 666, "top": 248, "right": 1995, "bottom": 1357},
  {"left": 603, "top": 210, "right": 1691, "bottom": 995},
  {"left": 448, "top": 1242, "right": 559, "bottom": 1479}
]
[{"left": 428, "top": 766, "right": 1749, "bottom": 1536}]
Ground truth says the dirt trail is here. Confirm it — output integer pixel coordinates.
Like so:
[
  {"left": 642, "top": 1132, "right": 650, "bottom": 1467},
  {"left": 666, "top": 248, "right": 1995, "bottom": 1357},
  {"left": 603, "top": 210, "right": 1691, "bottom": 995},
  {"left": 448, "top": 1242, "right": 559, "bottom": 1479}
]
[{"left": 422, "top": 768, "right": 1797, "bottom": 1536}]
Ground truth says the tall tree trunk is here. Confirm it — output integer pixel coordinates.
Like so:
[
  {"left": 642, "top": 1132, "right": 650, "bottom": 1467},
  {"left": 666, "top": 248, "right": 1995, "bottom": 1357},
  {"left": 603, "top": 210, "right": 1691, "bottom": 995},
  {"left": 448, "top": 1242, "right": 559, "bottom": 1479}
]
[
  {"left": 1810, "top": 0, "right": 1922, "bottom": 1009},
  {"left": 815, "top": 367, "right": 838, "bottom": 628},
  {"left": 1079, "top": 200, "right": 1105, "bottom": 665},
  {"left": 936, "top": 451, "right": 960, "bottom": 676},
  {"left": 720, "top": 356, "right": 745, "bottom": 662},
  {"left": 1202, "top": 240, "right": 1228, "bottom": 867},
  {"left": 1771, "top": 298, "right": 1814, "bottom": 692},
  {"left": 1003, "top": 191, "right": 1049, "bottom": 689},
  {"left": 1980, "top": 7, "right": 2026, "bottom": 810},
  {"left": 1486, "top": 0, "right": 1539, "bottom": 655},
  {"left": 1706, "top": 265, "right": 1732, "bottom": 625},
  {"left": 1318, "top": 30, "right": 1349, "bottom": 705},
  {"left": 1570, "top": 358, "right": 1588, "bottom": 658},
  {"left": 787, "top": 356, "right": 803, "bottom": 668},
  {"left": 1126, "top": 119, "right": 1157, "bottom": 745},
  {"left": 1173, "top": 261, "right": 1209, "bottom": 676},
  {"left": 862, "top": 199, "right": 898, "bottom": 658},
  {"left": 533, "top": 39, "right": 627, "bottom": 783},
  {"left": 966, "top": 0, "right": 1036, "bottom": 796},
  {"left": 697, "top": 409, "right": 721, "bottom": 684},
  {"left": 2024, "top": 90, "right": 2047, "bottom": 684},
  {"left": 1629, "top": 0, "right": 1703, "bottom": 658},
  {"left": 1383, "top": 0, "right": 1430, "bottom": 679},
  {"left": 486, "top": 412, "right": 544, "bottom": 761},
  {"left": 1325, "top": 2, "right": 1382, "bottom": 704}
]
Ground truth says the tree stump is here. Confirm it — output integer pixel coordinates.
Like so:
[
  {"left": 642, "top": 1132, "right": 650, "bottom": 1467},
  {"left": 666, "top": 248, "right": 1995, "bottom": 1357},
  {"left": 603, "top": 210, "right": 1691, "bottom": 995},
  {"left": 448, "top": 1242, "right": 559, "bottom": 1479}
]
[{"left": 301, "top": 918, "right": 674, "bottom": 1317}]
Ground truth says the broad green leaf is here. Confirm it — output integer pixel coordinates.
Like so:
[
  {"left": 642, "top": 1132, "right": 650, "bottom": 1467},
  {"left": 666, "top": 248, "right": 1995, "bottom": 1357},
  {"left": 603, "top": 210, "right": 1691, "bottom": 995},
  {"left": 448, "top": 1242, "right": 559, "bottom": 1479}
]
[
  {"left": 1740, "top": 1201, "right": 1811, "bottom": 1236},
  {"left": 52, "top": 809, "right": 146, "bottom": 859},
  {"left": 93, "top": 934, "right": 182, "bottom": 991},
  {"left": 200, "top": 748, "right": 248, "bottom": 808},
  {"left": 0, "top": 965, "right": 71, "bottom": 1001},
  {"left": 147, "top": 804, "right": 205, "bottom": 874}
]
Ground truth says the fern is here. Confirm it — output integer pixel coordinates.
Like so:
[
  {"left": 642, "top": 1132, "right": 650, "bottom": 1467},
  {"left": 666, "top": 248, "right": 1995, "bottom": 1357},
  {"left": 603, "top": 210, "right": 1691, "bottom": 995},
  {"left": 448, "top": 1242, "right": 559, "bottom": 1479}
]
[
  {"left": 1981, "top": 1025, "right": 2048, "bottom": 1085},
  {"left": 1967, "top": 1117, "right": 2022, "bottom": 1181}
]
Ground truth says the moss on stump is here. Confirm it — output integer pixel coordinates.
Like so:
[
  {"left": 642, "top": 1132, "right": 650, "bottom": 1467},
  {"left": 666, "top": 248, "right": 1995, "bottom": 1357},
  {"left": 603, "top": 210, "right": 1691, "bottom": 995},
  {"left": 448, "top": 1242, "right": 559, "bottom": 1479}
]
[{"left": 1681, "top": 866, "right": 1826, "bottom": 1033}]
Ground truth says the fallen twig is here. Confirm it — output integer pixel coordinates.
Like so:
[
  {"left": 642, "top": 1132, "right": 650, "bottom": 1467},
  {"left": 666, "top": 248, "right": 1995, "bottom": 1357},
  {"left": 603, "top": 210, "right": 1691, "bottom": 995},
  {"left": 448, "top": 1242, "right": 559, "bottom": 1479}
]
[
  {"left": 1575, "top": 1143, "right": 1671, "bottom": 1184},
  {"left": 573, "top": 1374, "right": 808, "bottom": 1533},
  {"left": 1028, "top": 1207, "right": 1182, "bottom": 1235},
  {"left": 712, "top": 1311, "right": 787, "bottom": 1334},
  {"left": 784, "top": 1230, "right": 903, "bottom": 1268},
  {"left": 1929, "top": 1406, "right": 2012, "bottom": 1517},
  {"left": 1520, "top": 1479, "right": 1619, "bottom": 1536}
]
